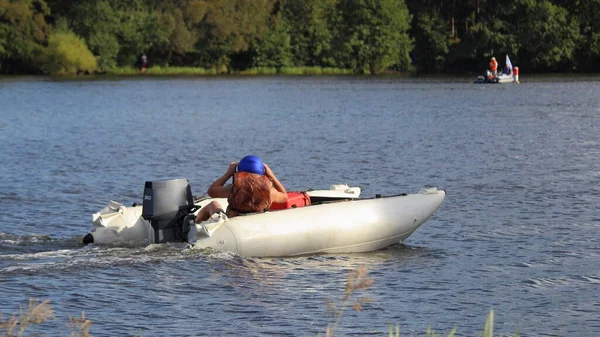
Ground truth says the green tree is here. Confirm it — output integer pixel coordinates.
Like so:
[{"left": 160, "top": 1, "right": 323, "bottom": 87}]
[
  {"left": 195, "top": 0, "right": 276, "bottom": 71},
  {"left": 412, "top": 10, "right": 451, "bottom": 73},
  {"left": 65, "top": 1, "right": 120, "bottom": 70},
  {"left": 86, "top": 0, "right": 161, "bottom": 69},
  {"left": 461, "top": 19, "right": 517, "bottom": 71},
  {"left": 555, "top": 0, "right": 600, "bottom": 71},
  {"left": 513, "top": 0, "right": 579, "bottom": 71},
  {"left": 252, "top": 15, "right": 293, "bottom": 68},
  {"left": 40, "top": 30, "right": 97, "bottom": 74},
  {"left": 0, "top": 0, "right": 50, "bottom": 73},
  {"left": 49, "top": 0, "right": 169, "bottom": 70},
  {"left": 440, "top": 0, "right": 518, "bottom": 72},
  {"left": 142, "top": 0, "right": 207, "bottom": 66},
  {"left": 281, "top": 0, "right": 336, "bottom": 67},
  {"left": 332, "top": 0, "right": 413, "bottom": 74}
]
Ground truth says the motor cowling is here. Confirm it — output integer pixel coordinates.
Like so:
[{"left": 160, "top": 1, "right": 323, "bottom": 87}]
[{"left": 142, "top": 178, "right": 196, "bottom": 243}]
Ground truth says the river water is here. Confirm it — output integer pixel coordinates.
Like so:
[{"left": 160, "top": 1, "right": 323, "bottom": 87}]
[{"left": 0, "top": 75, "right": 599, "bottom": 336}]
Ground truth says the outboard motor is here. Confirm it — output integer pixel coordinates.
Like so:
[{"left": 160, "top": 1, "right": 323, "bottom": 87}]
[{"left": 142, "top": 178, "right": 197, "bottom": 243}]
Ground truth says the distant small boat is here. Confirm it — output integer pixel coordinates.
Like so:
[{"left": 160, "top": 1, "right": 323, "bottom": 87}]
[
  {"left": 474, "top": 54, "right": 520, "bottom": 84},
  {"left": 84, "top": 179, "right": 446, "bottom": 257}
]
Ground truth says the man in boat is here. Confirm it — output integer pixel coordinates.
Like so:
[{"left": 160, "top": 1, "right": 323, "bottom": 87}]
[
  {"left": 489, "top": 57, "right": 498, "bottom": 77},
  {"left": 194, "top": 155, "right": 288, "bottom": 223},
  {"left": 502, "top": 62, "right": 512, "bottom": 75}
]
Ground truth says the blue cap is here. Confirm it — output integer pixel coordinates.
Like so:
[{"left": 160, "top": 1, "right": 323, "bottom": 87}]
[{"left": 237, "top": 155, "right": 265, "bottom": 175}]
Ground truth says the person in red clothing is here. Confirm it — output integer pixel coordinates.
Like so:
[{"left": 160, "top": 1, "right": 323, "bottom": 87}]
[{"left": 489, "top": 57, "right": 498, "bottom": 77}]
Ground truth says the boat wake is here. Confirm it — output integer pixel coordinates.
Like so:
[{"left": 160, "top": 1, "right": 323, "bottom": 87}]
[
  {"left": 0, "top": 232, "right": 55, "bottom": 245},
  {"left": 1, "top": 229, "right": 441, "bottom": 277},
  {"left": 0, "top": 231, "right": 239, "bottom": 276}
]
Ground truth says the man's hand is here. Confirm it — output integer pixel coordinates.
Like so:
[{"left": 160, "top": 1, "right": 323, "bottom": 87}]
[
  {"left": 226, "top": 162, "right": 238, "bottom": 177},
  {"left": 264, "top": 163, "right": 274, "bottom": 179}
]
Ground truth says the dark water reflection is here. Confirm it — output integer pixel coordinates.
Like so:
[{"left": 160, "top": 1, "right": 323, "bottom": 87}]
[{"left": 1, "top": 76, "right": 599, "bottom": 336}]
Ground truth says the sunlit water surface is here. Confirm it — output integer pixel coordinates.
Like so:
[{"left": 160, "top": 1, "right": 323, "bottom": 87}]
[{"left": 1, "top": 75, "right": 599, "bottom": 336}]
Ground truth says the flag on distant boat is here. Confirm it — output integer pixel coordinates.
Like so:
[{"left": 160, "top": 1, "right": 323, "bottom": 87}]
[{"left": 505, "top": 54, "right": 513, "bottom": 72}]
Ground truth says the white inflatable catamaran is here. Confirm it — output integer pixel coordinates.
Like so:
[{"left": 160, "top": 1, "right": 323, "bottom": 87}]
[{"left": 84, "top": 179, "right": 445, "bottom": 257}]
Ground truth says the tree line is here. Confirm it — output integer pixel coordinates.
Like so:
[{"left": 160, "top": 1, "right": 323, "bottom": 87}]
[{"left": 1, "top": 0, "right": 598, "bottom": 75}]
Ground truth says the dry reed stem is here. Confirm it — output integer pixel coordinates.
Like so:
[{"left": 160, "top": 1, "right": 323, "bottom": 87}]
[
  {"left": 26, "top": 299, "right": 54, "bottom": 324},
  {"left": 0, "top": 298, "right": 92, "bottom": 337},
  {"left": 68, "top": 312, "right": 92, "bottom": 337},
  {"left": 326, "top": 266, "right": 374, "bottom": 337},
  {"left": 0, "top": 299, "right": 54, "bottom": 337},
  {"left": 483, "top": 309, "right": 494, "bottom": 337}
]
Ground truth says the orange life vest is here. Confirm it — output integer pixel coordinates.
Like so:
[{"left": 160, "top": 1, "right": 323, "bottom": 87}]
[
  {"left": 227, "top": 172, "right": 272, "bottom": 216},
  {"left": 489, "top": 59, "right": 498, "bottom": 71}
]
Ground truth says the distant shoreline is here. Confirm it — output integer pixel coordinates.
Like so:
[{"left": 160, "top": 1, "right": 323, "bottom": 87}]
[{"left": 2, "top": 68, "right": 600, "bottom": 81}]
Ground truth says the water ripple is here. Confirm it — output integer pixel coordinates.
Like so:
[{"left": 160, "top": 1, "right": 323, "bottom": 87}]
[{"left": 1, "top": 77, "right": 600, "bottom": 336}]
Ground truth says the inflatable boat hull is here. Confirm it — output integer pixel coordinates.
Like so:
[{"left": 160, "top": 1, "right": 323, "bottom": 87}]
[{"left": 88, "top": 187, "right": 445, "bottom": 257}]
